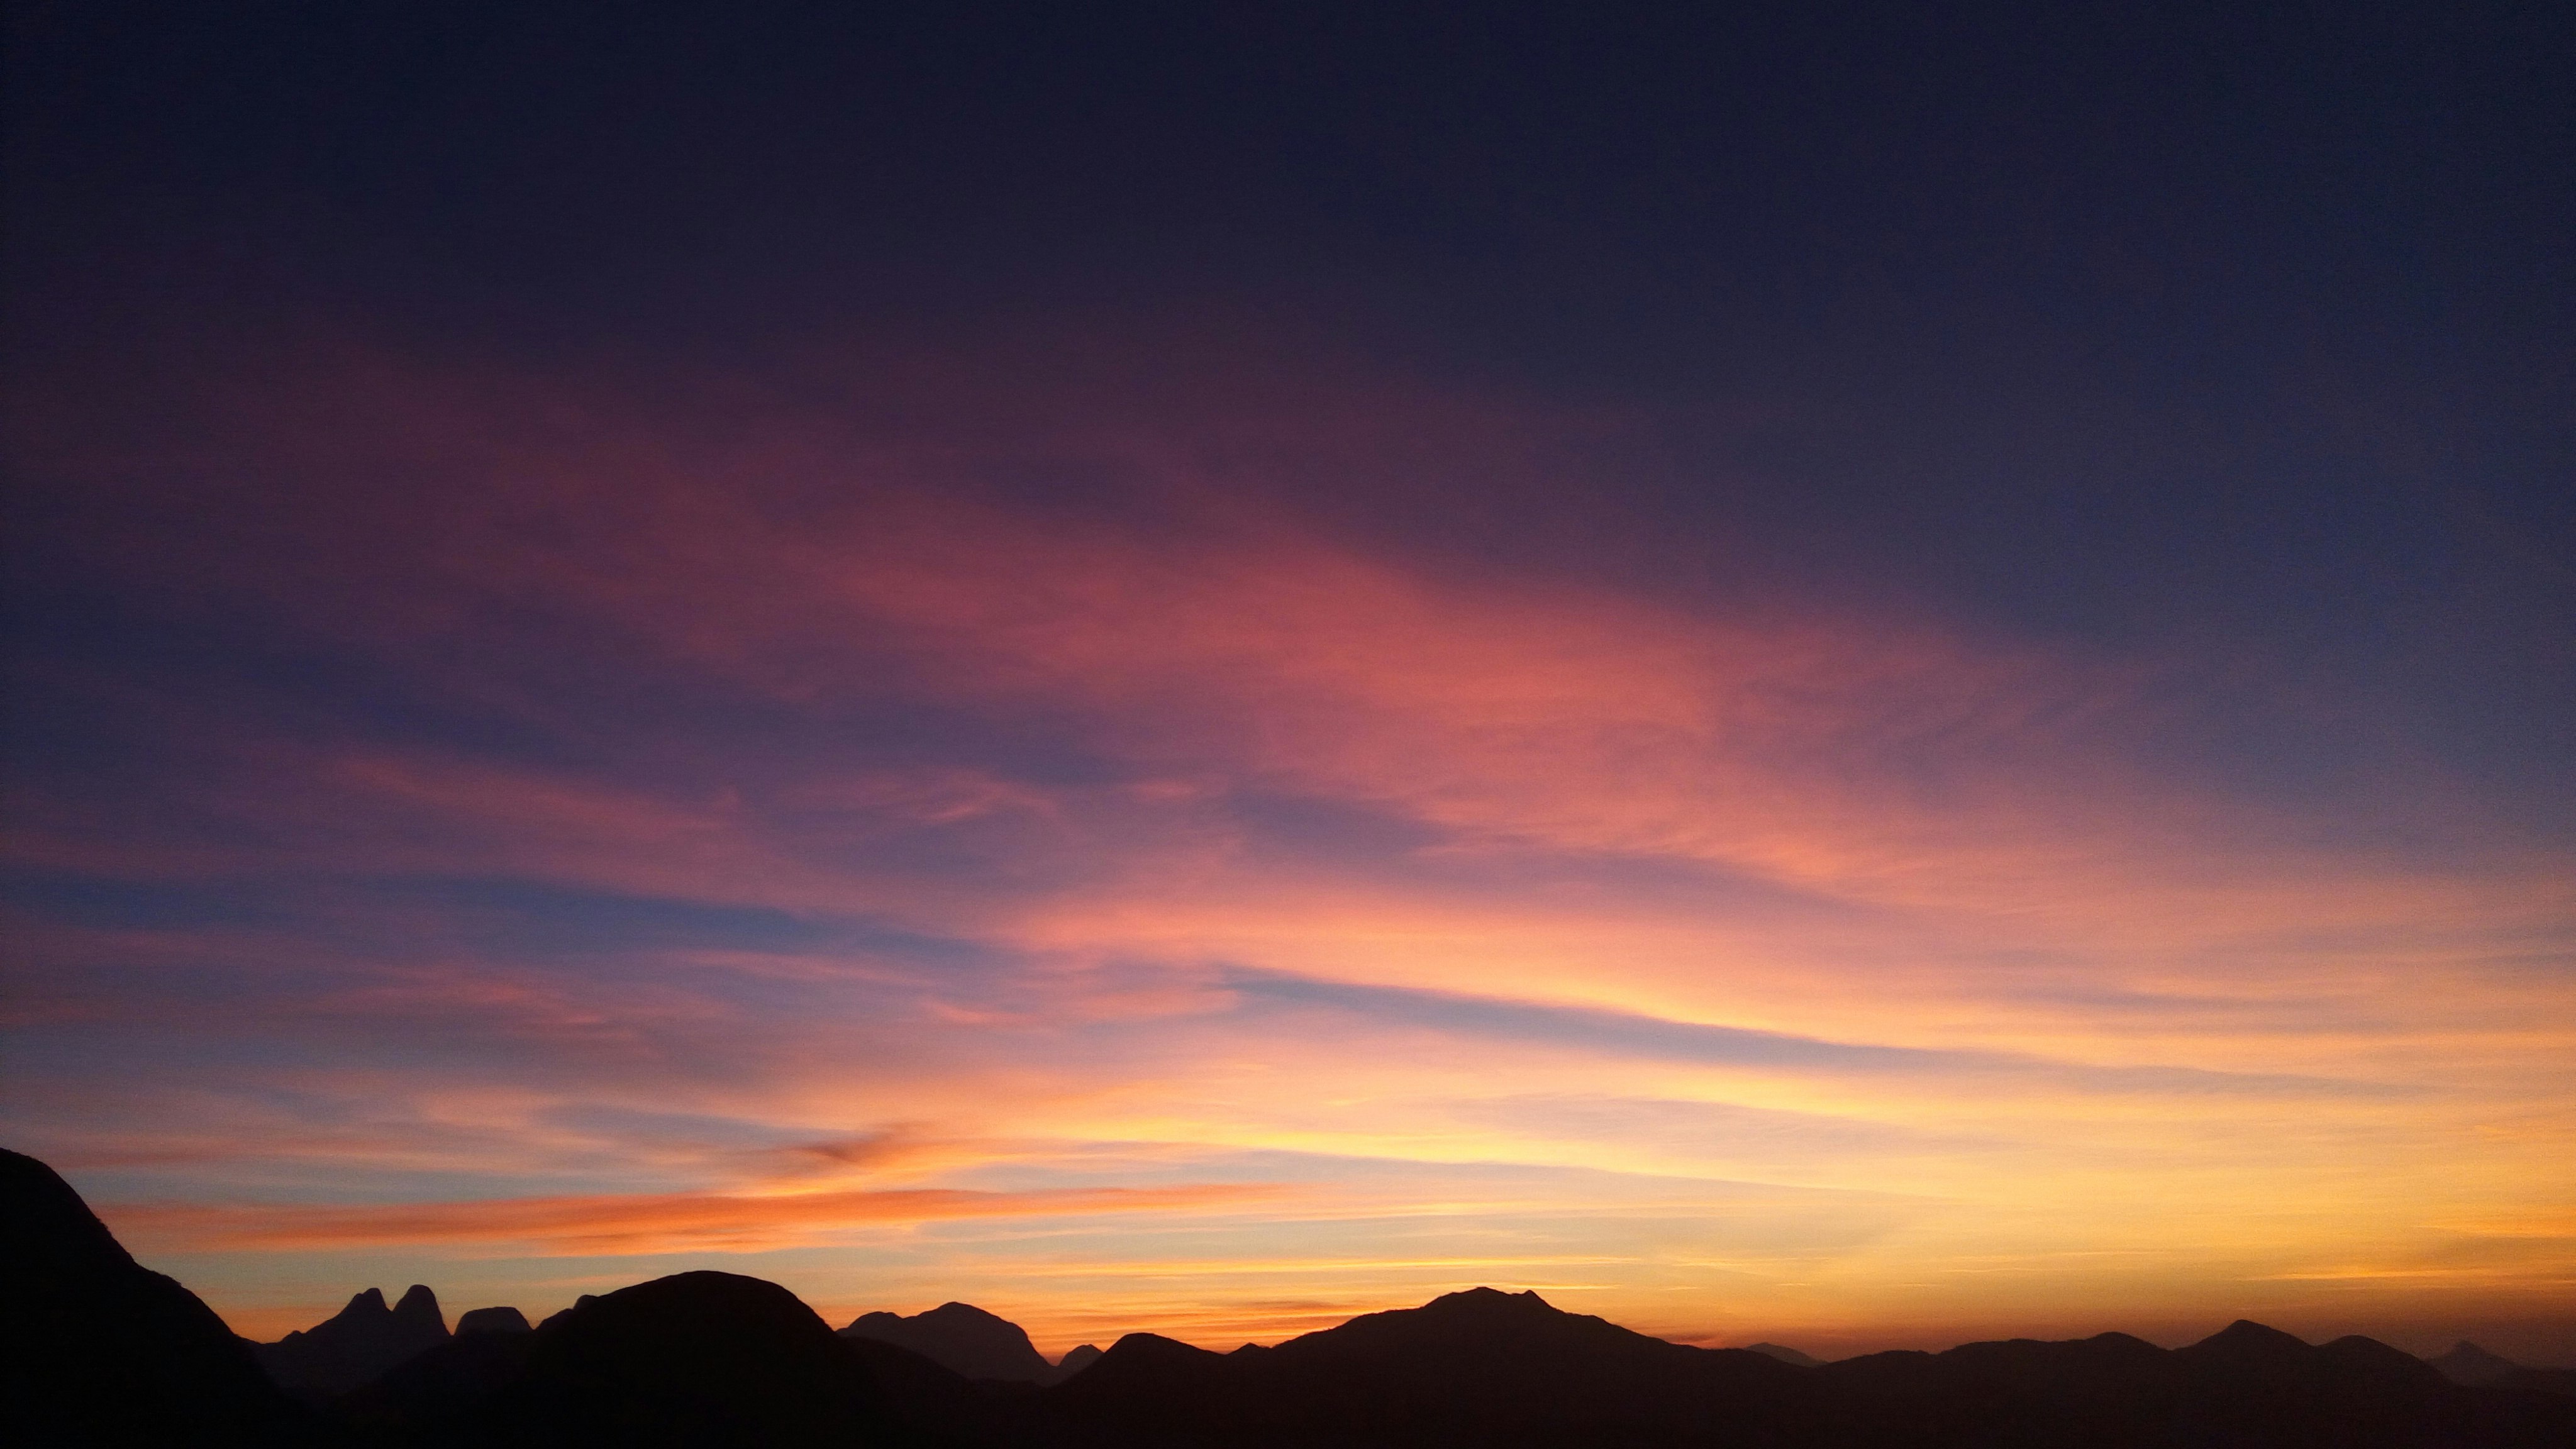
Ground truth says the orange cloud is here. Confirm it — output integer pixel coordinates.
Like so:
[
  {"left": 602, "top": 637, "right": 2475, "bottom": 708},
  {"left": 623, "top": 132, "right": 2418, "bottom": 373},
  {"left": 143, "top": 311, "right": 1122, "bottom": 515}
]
[{"left": 109, "top": 1180, "right": 1291, "bottom": 1255}]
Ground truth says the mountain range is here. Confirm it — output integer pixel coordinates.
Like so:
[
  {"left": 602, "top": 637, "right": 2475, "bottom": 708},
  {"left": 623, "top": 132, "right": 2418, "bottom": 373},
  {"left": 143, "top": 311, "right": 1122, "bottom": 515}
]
[{"left": 7, "top": 1148, "right": 2572, "bottom": 1447}]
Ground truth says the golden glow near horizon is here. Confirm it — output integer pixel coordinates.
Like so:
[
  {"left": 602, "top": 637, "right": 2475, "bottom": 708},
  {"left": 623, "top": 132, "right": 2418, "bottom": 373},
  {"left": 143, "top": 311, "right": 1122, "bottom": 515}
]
[{"left": 8, "top": 347, "right": 2575, "bottom": 1361}]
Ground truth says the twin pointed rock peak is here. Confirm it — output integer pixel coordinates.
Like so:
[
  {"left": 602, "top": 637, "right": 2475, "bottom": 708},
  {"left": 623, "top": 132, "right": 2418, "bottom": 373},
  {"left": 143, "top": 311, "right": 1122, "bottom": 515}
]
[{"left": 256, "top": 1278, "right": 451, "bottom": 1397}]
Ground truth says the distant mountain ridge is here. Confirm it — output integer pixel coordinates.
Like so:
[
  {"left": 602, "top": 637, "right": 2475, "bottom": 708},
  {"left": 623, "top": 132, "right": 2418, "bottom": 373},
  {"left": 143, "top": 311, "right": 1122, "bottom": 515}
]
[
  {"left": 1033, "top": 1290, "right": 2576, "bottom": 1447},
  {"left": 2432, "top": 1341, "right": 2576, "bottom": 1397},
  {"left": 6, "top": 1148, "right": 2572, "bottom": 1446},
  {"left": 839, "top": 1299, "right": 1070, "bottom": 1382},
  {"left": 255, "top": 1282, "right": 545, "bottom": 1401}
]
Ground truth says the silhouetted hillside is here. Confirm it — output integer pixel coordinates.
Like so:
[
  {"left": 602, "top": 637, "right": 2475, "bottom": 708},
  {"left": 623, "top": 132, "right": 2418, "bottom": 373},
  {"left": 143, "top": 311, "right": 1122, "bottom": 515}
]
[
  {"left": 258, "top": 1283, "right": 451, "bottom": 1399},
  {"left": 842, "top": 1301, "right": 1056, "bottom": 1382},
  {"left": 0, "top": 1146, "right": 304, "bottom": 1446},
  {"left": 1744, "top": 1341, "right": 1824, "bottom": 1368}
]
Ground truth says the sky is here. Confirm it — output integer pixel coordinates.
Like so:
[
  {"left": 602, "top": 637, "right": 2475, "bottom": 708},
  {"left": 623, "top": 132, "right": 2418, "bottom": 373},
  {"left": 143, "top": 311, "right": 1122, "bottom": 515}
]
[{"left": 5, "top": 2, "right": 2573, "bottom": 1362}]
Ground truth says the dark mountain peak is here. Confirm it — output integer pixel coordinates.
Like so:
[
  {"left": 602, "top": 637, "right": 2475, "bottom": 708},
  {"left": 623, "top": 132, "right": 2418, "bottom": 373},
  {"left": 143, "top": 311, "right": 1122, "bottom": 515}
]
[
  {"left": 1421, "top": 1285, "right": 1554, "bottom": 1317},
  {"left": 1052, "top": 1342, "right": 1103, "bottom": 1379},
  {"left": 2184, "top": 1319, "right": 2310, "bottom": 1360},
  {"left": 1095, "top": 1331, "right": 1227, "bottom": 1373},
  {"left": 2430, "top": 1340, "right": 2522, "bottom": 1385},
  {"left": 392, "top": 1284, "right": 445, "bottom": 1330},
  {"left": 1106, "top": 1330, "right": 1223, "bottom": 1360},
  {"left": 2320, "top": 1334, "right": 2418, "bottom": 1362},
  {"left": 1745, "top": 1341, "right": 1824, "bottom": 1367},
  {"left": 1289, "top": 1284, "right": 1677, "bottom": 1366},
  {"left": 474, "top": 1270, "right": 887, "bottom": 1445},
  {"left": 836, "top": 1298, "right": 1052, "bottom": 1382},
  {"left": 592, "top": 1270, "right": 823, "bottom": 1327},
  {"left": 1036, "top": 1330, "right": 1237, "bottom": 1414},
  {"left": 257, "top": 1279, "right": 452, "bottom": 1397},
  {"left": 456, "top": 1306, "right": 532, "bottom": 1336}
]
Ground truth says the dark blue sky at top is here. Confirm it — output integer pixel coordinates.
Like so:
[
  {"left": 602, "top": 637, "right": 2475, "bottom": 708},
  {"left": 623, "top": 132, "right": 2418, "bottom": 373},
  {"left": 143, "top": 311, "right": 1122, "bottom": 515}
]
[{"left": 7, "top": 0, "right": 2573, "bottom": 816}]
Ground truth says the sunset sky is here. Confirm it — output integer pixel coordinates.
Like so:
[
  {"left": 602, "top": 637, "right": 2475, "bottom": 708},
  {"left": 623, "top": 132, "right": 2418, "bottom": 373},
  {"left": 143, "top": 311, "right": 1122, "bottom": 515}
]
[{"left": 6, "top": 4, "right": 2573, "bottom": 1363}]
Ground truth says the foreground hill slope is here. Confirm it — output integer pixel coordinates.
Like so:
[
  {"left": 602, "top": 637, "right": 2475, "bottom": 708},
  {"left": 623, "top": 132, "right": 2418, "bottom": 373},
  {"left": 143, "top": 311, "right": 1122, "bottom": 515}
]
[{"left": 0, "top": 1146, "right": 305, "bottom": 1446}]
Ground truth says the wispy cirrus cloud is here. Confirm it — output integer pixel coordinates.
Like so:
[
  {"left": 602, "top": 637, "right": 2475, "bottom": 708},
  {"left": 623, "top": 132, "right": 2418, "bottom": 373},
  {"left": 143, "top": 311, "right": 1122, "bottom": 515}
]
[{"left": 1216, "top": 969, "right": 2417, "bottom": 1098}]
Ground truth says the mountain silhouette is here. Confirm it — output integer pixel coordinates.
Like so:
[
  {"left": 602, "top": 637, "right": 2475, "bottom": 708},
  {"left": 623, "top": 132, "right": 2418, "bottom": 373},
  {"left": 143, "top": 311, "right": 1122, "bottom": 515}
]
[
  {"left": 1815, "top": 1318, "right": 2576, "bottom": 1448},
  {"left": 255, "top": 1281, "right": 451, "bottom": 1399},
  {"left": 1745, "top": 1341, "right": 1825, "bottom": 1367},
  {"left": 8, "top": 1145, "right": 2572, "bottom": 1448},
  {"left": 467, "top": 1270, "right": 926, "bottom": 1447},
  {"left": 1029, "top": 1289, "right": 2576, "bottom": 1449},
  {"left": 456, "top": 1305, "right": 533, "bottom": 1335},
  {"left": 330, "top": 1282, "right": 1020, "bottom": 1445},
  {"left": 2434, "top": 1341, "right": 2524, "bottom": 1385},
  {"left": 841, "top": 1300, "right": 1057, "bottom": 1382},
  {"left": 1049, "top": 1343, "right": 1104, "bottom": 1382},
  {"left": 2424, "top": 1343, "right": 2576, "bottom": 1402},
  {"left": 0, "top": 1146, "right": 304, "bottom": 1446},
  {"left": 2161, "top": 1318, "right": 2460, "bottom": 1447},
  {"left": 1034, "top": 1285, "right": 1816, "bottom": 1446}
]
